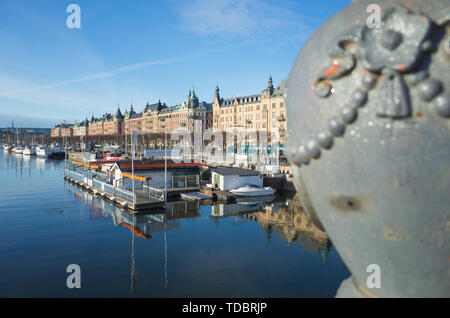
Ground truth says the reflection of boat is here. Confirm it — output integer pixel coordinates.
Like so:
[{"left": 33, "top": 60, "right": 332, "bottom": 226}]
[
  {"left": 230, "top": 184, "right": 275, "bottom": 197},
  {"left": 236, "top": 195, "right": 275, "bottom": 205},
  {"left": 23, "top": 146, "right": 36, "bottom": 156}
]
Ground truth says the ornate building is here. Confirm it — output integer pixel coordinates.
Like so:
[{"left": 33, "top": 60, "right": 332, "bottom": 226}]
[
  {"left": 124, "top": 105, "right": 144, "bottom": 135},
  {"left": 51, "top": 123, "right": 73, "bottom": 137},
  {"left": 212, "top": 75, "right": 287, "bottom": 145},
  {"left": 73, "top": 119, "right": 89, "bottom": 136},
  {"left": 142, "top": 89, "right": 212, "bottom": 134},
  {"left": 88, "top": 107, "right": 124, "bottom": 136}
]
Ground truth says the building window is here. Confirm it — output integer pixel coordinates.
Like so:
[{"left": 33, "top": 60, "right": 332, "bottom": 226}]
[
  {"left": 272, "top": 112, "right": 276, "bottom": 118},
  {"left": 272, "top": 103, "right": 276, "bottom": 108},
  {"left": 280, "top": 102, "right": 284, "bottom": 107},
  {"left": 263, "top": 104, "right": 267, "bottom": 110}
]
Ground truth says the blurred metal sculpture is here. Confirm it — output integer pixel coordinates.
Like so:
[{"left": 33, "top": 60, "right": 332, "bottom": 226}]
[{"left": 286, "top": 0, "right": 449, "bottom": 297}]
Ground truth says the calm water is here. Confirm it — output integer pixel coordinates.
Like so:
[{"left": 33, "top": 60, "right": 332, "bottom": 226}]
[{"left": 0, "top": 151, "right": 349, "bottom": 297}]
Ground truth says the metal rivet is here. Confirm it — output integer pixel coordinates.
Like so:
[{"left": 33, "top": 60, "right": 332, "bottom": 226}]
[
  {"left": 362, "top": 73, "right": 377, "bottom": 90},
  {"left": 317, "top": 132, "right": 333, "bottom": 149},
  {"left": 340, "top": 106, "right": 357, "bottom": 123},
  {"left": 295, "top": 145, "right": 310, "bottom": 165},
  {"left": 328, "top": 117, "right": 345, "bottom": 136},
  {"left": 434, "top": 94, "right": 450, "bottom": 117},
  {"left": 419, "top": 79, "right": 443, "bottom": 101},
  {"left": 306, "top": 140, "right": 321, "bottom": 159},
  {"left": 315, "top": 81, "right": 332, "bottom": 98},
  {"left": 351, "top": 88, "right": 368, "bottom": 108}
]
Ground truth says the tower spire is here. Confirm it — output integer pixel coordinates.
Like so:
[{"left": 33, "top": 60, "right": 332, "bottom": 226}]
[{"left": 267, "top": 73, "right": 274, "bottom": 95}]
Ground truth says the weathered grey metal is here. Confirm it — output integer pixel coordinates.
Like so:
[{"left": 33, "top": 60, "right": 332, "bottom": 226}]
[{"left": 286, "top": 0, "right": 449, "bottom": 297}]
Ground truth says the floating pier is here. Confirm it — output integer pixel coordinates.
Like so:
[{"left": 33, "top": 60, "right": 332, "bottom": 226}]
[
  {"left": 64, "top": 175, "right": 165, "bottom": 211},
  {"left": 199, "top": 186, "right": 236, "bottom": 203}
]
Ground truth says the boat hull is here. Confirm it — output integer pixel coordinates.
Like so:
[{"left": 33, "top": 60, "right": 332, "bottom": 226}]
[{"left": 230, "top": 189, "right": 275, "bottom": 197}]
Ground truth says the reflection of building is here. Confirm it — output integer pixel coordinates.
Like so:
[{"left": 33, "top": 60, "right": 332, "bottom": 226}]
[
  {"left": 211, "top": 201, "right": 265, "bottom": 218},
  {"left": 112, "top": 210, "right": 179, "bottom": 239},
  {"left": 248, "top": 197, "right": 331, "bottom": 262},
  {"left": 166, "top": 200, "right": 201, "bottom": 220}
]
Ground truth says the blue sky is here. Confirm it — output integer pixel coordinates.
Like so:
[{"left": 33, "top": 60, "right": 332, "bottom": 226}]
[{"left": 0, "top": 0, "right": 349, "bottom": 127}]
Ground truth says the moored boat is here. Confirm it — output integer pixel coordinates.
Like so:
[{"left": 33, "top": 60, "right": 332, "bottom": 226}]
[
  {"left": 3, "top": 144, "right": 11, "bottom": 152},
  {"left": 12, "top": 146, "right": 23, "bottom": 154},
  {"left": 36, "top": 146, "right": 51, "bottom": 158},
  {"left": 230, "top": 184, "right": 275, "bottom": 197},
  {"left": 23, "top": 146, "right": 36, "bottom": 156}
]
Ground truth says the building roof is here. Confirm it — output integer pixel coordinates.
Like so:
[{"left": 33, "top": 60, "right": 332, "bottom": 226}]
[
  {"left": 211, "top": 167, "right": 260, "bottom": 176},
  {"left": 217, "top": 76, "right": 286, "bottom": 107},
  {"left": 112, "top": 159, "right": 201, "bottom": 173},
  {"left": 144, "top": 101, "right": 167, "bottom": 112}
]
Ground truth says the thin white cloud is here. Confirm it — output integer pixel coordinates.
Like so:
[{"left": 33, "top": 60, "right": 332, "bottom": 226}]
[
  {"left": 0, "top": 57, "right": 181, "bottom": 97},
  {"left": 176, "top": 0, "right": 316, "bottom": 43}
]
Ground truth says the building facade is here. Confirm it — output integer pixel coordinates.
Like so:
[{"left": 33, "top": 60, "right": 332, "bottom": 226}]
[
  {"left": 212, "top": 75, "right": 287, "bottom": 145},
  {"left": 142, "top": 90, "right": 212, "bottom": 135},
  {"left": 51, "top": 124, "right": 73, "bottom": 137},
  {"left": 88, "top": 107, "right": 124, "bottom": 136},
  {"left": 51, "top": 125, "right": 61, "bottom": 137},
  {"left": 73, "top": 119, "right": 89, "bottom": 137}
]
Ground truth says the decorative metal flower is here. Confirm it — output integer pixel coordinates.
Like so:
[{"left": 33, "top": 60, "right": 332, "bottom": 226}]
[{"left": 359, "top": 5, "right": 431, "bottom": 73}]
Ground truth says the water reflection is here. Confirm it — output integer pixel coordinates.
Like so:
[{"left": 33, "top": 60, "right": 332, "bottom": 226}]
[
  {"left": 69, "top": 181, "right": 330, "bottom": 262},
  {"left": 0, "top": 151, "right": 349, "bottom": 297},
  {"left": 248, "top": 197, "right": 332, "bottom": 263},
  {"left": 211, "top": 196, "right": 331, "bottom": 263}
]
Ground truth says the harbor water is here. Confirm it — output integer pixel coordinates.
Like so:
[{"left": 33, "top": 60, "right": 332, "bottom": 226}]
[{"left": 0, "top": 151, "right": 350, "bottom": 297}]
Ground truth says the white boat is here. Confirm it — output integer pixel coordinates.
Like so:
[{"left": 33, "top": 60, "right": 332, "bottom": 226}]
[
  {"left": 12, "top": 146, "right": 23, "bottom": 154},
  {"left": 3, "top": 144, "right": 11, "bottom": 151},
  {"left": 230, "top": 184, "right": 275, "bottom": 197},
  {"left": 23, "top": 146, "right": 36, "bottom": 156},
  {"left": 36, "top": 146, "right": 51, "bottom": 158}
]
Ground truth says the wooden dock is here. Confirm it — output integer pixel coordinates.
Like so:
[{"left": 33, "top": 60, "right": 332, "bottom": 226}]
[{"left": 199, "top": 186, "right": 236, "bottom": 203}]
